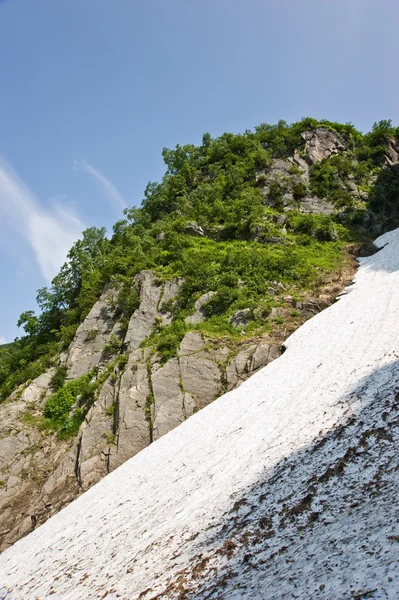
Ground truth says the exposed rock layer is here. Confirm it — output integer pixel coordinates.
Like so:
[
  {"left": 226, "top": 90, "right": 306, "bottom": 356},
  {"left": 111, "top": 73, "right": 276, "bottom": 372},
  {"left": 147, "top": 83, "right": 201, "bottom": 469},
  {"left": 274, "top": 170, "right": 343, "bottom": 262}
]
[{"left": 0, "top": 274, "right": 280, "bottom": 551}]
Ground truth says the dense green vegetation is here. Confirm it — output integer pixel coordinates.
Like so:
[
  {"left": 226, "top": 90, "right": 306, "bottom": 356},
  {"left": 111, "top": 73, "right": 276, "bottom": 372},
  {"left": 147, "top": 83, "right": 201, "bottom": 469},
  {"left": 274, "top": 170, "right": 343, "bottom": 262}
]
[{"left": 1, "top": 118, "right": 398, "bottom": 402}]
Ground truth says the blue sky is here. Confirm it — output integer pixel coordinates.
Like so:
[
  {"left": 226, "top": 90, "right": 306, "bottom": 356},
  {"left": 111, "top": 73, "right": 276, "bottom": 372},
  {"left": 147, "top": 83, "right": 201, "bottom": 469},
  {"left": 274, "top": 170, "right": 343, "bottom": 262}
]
[{"left": 0, "top": 0, "right": 398, "bottom": 343}]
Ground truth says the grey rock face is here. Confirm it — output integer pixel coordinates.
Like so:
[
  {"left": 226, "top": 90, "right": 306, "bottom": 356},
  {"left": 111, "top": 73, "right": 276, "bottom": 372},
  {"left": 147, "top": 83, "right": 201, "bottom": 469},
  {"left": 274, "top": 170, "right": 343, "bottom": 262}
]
[
  {"left": 179, "top": 349, "right": 223, "bottom": 409},
  {"left": 292, "top": 149, "right": 310, "bottom": 176},
  {"left": 384, "top": 137, "right": 399, "bottom": 166},
  {"left": 124, "top": 271, "right": 162, "bottom": 350},
  {"left": 178, "top": 331, "right": 205, "bottom": 356},
  {"left": 0, "top": 368, "right": 72, "bottom": 552},
  {"left": 0, "top": 369, "right": 56, "bottom": 543},
  {"left": 258, "top": 134, "right": 348, "bottom": 217},
  {"left": 230, "top": 308, "right": 252, "bottom": 327},
  {"left": 346, "top": 175, "right": 359, "bottom": 196},
  {"left": 299, "top": 196, "right": 335, "bottom": 216},
  {"left": 21, "top": 369, "right": 55, "bottom": 405},
  {"left": 185, "top": 291, "right": 216, "bottom": 325},
  {"left": 301, "top": 127, "right": 346, "bottom": 164},
  {"left": 0, "top": 270, "right": 282, "bottom": 552},
  {"left": 260, "top": 158, "right": 308, "bottom": 209},
  {"left": 151, "top": 358, "right": 185, "bottom": 440},
  {"left": 109, "top": 348, "right": 151, "bottom": 471},
  {"left": 159, "top": 278, "right": 184, "bottom": 325},
  {"left": 76, "top": 377, "right": 116, "bottom": 490},
  {"left": 66, "top": 286, "right": 120, "bottom": 380},
  {"left": 125, "top": 272, "right": 183, "bottom": 347},
  {"left": 0, "top": 369, "right": 55, "bottom": 470},
  {"left": 225, "top": 342, "right": 279, "bottom": 391}
]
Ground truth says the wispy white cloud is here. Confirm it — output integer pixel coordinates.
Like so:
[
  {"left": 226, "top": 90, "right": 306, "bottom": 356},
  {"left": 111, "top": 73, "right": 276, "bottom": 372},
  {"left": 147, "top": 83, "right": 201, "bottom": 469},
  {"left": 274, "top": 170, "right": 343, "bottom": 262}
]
[
  {"left": 0, "top": 336, "right": 7, "bottom": 345},
  {"left": 0, "top": 156, "right": 83, "bottom": 281},
  {"left": 73, "top": 160, "right": 127, "bottom": 210}
]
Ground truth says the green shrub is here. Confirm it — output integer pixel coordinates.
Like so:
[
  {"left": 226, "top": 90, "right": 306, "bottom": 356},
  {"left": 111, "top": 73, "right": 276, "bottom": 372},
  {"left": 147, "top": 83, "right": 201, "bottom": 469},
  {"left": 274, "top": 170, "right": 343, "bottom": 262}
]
[
  {"left": 203, "top": 286, "right": 239, "bottom": 317},
  {"left": 292, "top": 182, "right": 307, "bottom": 201},
  {"left": 289, "top": 213, "right": 338, "bottom": 241},
  {"left": 44, "top": 373, "right": 93, "bottom": 421},
  {"left": 106, "top": 405, "right": 115, "bottom": 416},
  {"left": 103, "top": 334, "right": 122, "bottom": 357},
  {"left": 152, "top": 320, "right": 187, "bottom": 363},
  {"left": 49, "top": 364, "right": 67, "bottom": 392},
  {"left": 85, "top": 328, "right": 99, "bottom": 341},
  {"left": 116, "top": 353, "right": 129, "bottom": 370}
]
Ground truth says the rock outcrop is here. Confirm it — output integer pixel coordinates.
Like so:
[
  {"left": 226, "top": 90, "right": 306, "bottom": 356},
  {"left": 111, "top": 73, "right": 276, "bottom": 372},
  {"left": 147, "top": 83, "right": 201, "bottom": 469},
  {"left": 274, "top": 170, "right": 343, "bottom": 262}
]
[
  {"left": 66, "top": 286, "right": 120, "bottom": 380},
  {"left": 385, "top": 136, "right": 399, "bottom": 166},
  {"left": 301, "top": 127, "right": 346, "bottom": 164},
  {"left": 0, "top": 272, "right": 281, "bottom": 551},
  {"left": 124, "top": 271, "right": 162, "bottom": 350},
  {"left": 185, "top": 292, "right": 216, "bottom": 324},
  {"left": 259, "top": 128, "right": 343, "bottom": 215},
  {"left": 0, "top": 369, "right": 71, "bottom": 547}
]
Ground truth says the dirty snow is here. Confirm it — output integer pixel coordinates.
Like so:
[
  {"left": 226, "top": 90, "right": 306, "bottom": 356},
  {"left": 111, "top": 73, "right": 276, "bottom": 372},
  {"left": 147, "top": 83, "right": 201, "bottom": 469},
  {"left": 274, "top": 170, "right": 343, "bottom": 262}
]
[{"left": 1, "top": 229, "right": 399, "bottom": 599}]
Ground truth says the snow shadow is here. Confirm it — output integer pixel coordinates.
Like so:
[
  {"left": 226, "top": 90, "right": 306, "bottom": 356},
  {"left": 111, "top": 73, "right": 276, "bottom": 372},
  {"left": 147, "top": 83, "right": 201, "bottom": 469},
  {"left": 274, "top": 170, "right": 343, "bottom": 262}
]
[{"left": 169, "top": 359, "right": 399, "bottom": 599}]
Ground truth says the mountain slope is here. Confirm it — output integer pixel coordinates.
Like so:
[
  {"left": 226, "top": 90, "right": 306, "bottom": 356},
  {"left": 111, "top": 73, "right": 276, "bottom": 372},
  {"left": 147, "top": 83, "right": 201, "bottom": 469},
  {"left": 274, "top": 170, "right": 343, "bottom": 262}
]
[
  {"left": 3, "top": 119, "right": 387, "bottom": 549},
  {"left": 1, "top": 228, "right": 398, "bottom": 599}
]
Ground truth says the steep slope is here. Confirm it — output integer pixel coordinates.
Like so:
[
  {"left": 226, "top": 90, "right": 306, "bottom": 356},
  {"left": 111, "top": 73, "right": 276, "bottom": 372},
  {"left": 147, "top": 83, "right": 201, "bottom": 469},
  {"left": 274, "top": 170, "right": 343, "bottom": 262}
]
[
  {"left": 1, "top": 229, "right": 398, "bottom": 599},
  {"left": 0, "top": 271, "right": 287, "bottom": 550},
  {"left": 0, "top": 118, "right": 398, "bottom": 555}
]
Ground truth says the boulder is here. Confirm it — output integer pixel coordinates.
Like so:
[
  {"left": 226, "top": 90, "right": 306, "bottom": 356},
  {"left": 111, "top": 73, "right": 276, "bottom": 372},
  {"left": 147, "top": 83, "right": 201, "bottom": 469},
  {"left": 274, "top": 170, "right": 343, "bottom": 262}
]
[
  {"left": 225, "top": 345, "right": 256, "bottom": 391},
  {"left": 185, "top": 291, "right": 216, "bottom": 325},
  {"left": 230, "top": 308, "right": 252, "bottom": 327},
  {"left": 178, "top": 332, "right": 205, "bottom": 356},
  {"left": 273, "top": 214, "right": 288, "bottom": 227},
  {"left": 250, "top": 343, "right": 280, "bottom": 371},
  {"left": 261, "top": 236, "right": 285, "bottom": 245},
  {"left": 225, "top": 342, "right": 280, "bottom": 390},
  {"left": 296, "top": 299, "right": 329, "bottom": 318}
]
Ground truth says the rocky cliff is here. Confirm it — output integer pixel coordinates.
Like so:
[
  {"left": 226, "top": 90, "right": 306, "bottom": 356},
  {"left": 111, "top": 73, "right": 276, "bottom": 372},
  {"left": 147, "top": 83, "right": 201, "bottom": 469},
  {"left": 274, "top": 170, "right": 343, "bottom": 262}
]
[
  {"left": 0, "top": 259, "right": 358, "bottom": 551},
  {"left": 0, "top": 121, "right": 398, "bottom": 556},
  {"left": 0, "top": 270, "right": 284, "bottom": 550}
]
